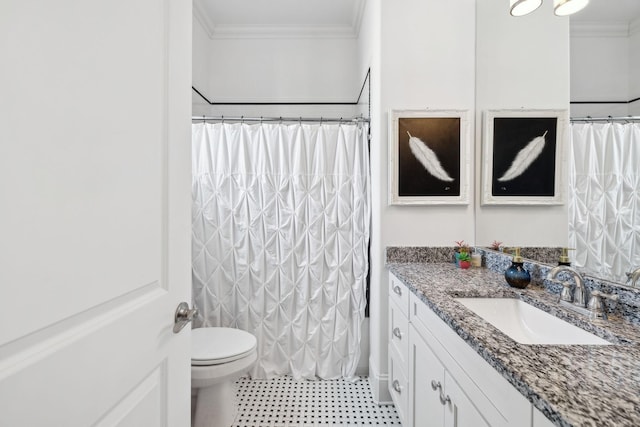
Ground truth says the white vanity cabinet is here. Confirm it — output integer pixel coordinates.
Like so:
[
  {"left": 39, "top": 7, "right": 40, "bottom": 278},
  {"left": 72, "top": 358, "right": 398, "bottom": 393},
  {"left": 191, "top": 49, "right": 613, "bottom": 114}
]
[{"left": 388, "top": 272, "right": 536, "bottom": 427}]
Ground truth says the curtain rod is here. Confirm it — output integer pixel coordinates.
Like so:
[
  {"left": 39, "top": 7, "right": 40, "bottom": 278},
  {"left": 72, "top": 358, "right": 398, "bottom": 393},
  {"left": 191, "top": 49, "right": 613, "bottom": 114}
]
[
  {"left": 192, "top": 115, "right": 370, "bottom": 124},
  {"left": 192, "top": 68, "right": 370, "bottom": 106},
  {"left": 571, "top": 116, "right": 640, "bottom": 123}
]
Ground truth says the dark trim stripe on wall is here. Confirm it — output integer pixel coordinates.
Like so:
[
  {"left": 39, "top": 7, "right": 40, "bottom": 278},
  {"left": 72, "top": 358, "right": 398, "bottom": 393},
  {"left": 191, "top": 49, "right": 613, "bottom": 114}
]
[{"left": 571, "top": 96, "right": 640, "bottom": 105}]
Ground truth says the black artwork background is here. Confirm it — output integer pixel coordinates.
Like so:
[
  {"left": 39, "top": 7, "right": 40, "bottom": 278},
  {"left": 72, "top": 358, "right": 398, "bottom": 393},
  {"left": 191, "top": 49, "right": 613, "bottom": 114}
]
[
  {"left": 491, "top": 117, "right": 557, "bottom": 197},
  {"left": 398, "top": 117, "right": 461, "bottom": 197}
]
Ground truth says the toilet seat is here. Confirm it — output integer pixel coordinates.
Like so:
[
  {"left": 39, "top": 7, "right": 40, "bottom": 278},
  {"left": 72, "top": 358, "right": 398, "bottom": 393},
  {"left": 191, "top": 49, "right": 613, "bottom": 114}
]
[{"left": 191, "top": 327, "right": 257, "bottom": 366}]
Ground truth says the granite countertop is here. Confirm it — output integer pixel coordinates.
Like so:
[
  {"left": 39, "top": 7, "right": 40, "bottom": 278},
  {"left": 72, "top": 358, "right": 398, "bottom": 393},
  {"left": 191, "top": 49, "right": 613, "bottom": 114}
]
[{"left": 387, "top": 262, "right": 640, "bottom": 427}]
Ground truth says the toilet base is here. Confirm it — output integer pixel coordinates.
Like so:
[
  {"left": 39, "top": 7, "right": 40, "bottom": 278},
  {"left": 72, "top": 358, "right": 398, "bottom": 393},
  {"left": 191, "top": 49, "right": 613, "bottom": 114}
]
[
  {"left": 191, "top": 351, "right": 257, "bottom": 427},
  {"left": 193, "top": 381, "right": 237, "bottom": 427}
]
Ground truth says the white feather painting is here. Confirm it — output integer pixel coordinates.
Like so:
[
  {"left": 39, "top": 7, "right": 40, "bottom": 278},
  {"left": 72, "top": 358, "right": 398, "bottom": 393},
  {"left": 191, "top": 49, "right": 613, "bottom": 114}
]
[
  {"left": 498, "top": 130, "right": 548, "bottom": 182},
  {"left": 481, "top": 109, "right": 565, "bottom": 205},
  {"left": 390, "top": 110, "right": 470, "bottom": 205},
  {"left": 407, "top": 132, "right": 454, "bottom": 182}
]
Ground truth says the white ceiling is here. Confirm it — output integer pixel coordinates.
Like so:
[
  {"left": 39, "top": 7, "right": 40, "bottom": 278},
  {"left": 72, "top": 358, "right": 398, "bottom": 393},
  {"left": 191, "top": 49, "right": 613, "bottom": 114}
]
[
  {"left": 193, "top": 0, "right": 640, "bottom": 39},
  {"left": 193, "top": 0, "right": 365, "bottom": 38}
]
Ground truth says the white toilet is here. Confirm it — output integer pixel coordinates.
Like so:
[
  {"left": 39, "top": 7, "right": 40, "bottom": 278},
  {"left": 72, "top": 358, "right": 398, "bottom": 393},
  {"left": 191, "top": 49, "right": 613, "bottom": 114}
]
[{"left": 191, "top": 327, "right": 258, "bottom": 427}]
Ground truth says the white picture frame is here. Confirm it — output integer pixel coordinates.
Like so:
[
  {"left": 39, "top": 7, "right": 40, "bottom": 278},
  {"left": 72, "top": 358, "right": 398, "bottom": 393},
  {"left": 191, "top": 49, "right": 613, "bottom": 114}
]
[
  {"left": 388, "top": 109, "right": 470, "bottom": 205},
  {"left": 481, "top": 109, "right": 567, "bottom": 206}
]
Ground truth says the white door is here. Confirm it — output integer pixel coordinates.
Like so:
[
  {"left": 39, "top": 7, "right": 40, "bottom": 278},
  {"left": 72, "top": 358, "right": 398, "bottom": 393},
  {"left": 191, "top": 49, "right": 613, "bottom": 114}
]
[{"left": 0, "top": 1, "right": 192, "bottom": 426}]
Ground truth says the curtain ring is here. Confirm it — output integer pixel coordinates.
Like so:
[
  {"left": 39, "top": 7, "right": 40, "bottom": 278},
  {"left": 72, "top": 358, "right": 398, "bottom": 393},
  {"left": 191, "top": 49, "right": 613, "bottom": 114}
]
[
  {"left": 221, "top": 115, "right": 224, "bottom": 124},
  {"left": 241, "top": 115, "right": 244, "bottom": 124},
  {"left": 279, "top": 116, "right": 283, "bottom": 124},
  {"left": 260, "top": 116, "right": 263, "bottom": 125},
  {"left": 201, "top": 115, "right": 206, "bottom": 123},
  {"left": 320, "top": 117, "right": 323, "bottom": 125},
  {"left": 299, "top": 116, "right": 302, "bottom": 126}
]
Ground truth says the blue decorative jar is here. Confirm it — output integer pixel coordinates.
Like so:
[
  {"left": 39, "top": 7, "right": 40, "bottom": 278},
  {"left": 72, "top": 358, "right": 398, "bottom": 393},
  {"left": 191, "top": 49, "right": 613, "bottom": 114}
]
[{"left": 504, "top": 248, "right": 531, "bottom": 289}]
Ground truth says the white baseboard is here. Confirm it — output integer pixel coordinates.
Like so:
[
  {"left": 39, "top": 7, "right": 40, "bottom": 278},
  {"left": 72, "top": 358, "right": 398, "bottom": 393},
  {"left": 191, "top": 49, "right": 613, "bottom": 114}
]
[{"left": 369, "top": 356, "right": 392, "bottom": 404}]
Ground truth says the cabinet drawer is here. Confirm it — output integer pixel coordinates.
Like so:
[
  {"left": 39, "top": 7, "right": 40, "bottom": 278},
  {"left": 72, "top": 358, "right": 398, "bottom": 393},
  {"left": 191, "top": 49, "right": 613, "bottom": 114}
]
[
  {"left": 389, "top": 272, "right": 409, "bottom": 317},
  {"left": 389, "top": 345, "right": 409, "bottom": 426},
  {"left": 389, "top": 299, "right": 409, "bottom": 366}
]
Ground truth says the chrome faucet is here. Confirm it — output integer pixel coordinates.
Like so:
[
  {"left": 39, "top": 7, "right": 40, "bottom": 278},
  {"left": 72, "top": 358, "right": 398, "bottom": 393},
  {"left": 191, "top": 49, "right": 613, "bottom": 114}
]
[
  {"left": 547, "top": 265, "right": 587, "bottom": 307},
  {"left": 626, "top": 267, "right": 640, "bottom": 287}
]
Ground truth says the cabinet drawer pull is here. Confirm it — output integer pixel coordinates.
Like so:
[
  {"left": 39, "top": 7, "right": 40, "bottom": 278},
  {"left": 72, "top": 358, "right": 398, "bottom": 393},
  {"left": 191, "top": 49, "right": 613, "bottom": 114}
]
[
  {"left": 392, "top": 327, "right": 403, "bottom": 339},
  {"left": 392, "top": 380, "right": 402, "bottom": 394},
  {"left": 430, "top": 380, "right": 441, "bottom": 391},
  {"left": 439, "top": 393, "right": 451, "bottom": 406},
  {"left": 393, "top": 285, "right": 402, "bottom": 296}
]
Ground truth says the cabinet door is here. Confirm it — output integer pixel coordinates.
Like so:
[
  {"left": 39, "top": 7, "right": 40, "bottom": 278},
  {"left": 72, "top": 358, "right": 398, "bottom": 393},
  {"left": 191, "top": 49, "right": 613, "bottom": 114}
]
[
  {"left": 444, "top": 371, "right": 490, "bottom": 427},
  {"left": 411, "top": 325, "right": 445, "bottom": 427}
]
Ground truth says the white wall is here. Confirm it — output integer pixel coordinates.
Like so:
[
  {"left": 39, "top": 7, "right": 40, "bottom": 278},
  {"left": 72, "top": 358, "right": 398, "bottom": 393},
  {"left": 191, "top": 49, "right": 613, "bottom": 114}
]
[
  {"left": 365, "top": 0, "right": 476, "bottom": 403},
  {"left": 570, "top": 19, "right": 640, "bottom": 117},
  {"left": 356, "top": 0, "right": 383, "bottom": 399},
  {"left": 475, "top": 0, "right": 570, "bottom": 247},
  {"left": 192, "top": 19, "right": 363, "bottom": 118},
  {"left": 193, "top": 19, "right": 212, "bottom": 113},
  {"left": 570, "top": 24, "right": 630, "bottom": 117}
]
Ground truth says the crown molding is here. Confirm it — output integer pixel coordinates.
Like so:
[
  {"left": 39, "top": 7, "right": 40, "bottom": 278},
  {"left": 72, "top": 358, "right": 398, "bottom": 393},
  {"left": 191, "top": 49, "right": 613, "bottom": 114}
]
[
  {"left": 351, "top": 0, "right": 366, "bottom": 39},
  {"left": 570, "top": 21, "right": 629, "bottom": 38},
  {"left": 209, "top": 25, "right": 358, "bottom": 40},
  {"left": 193, "top": 1, "right": 216, "bottom": 39},
  {"left": 193, "top": 0, "right": 366, "bottom": 40}
]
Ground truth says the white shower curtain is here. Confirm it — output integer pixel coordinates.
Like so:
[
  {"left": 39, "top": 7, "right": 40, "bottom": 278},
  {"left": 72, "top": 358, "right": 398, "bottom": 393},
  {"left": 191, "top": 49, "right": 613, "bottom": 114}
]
[
  {"left": 191, "top": 121, "right": 370, "bottom": 380},
  {"left": 569, "top": 122, "right": 640, "bottom": 283}
]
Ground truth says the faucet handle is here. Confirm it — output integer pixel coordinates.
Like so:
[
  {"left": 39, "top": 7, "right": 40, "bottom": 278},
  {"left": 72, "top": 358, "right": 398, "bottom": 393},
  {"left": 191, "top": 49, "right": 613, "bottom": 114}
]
[
  {"left": 587, "top": 291, "right": 607, "bottom": 320},
  {"left": 626, "top": 269, "right": 640, "bottom": 287},
  {"left": 560, "top": 282, "right": 573, "bottom": 302},
  {"left": 587, "top": 291, "right": 618, "bottom": 321}
]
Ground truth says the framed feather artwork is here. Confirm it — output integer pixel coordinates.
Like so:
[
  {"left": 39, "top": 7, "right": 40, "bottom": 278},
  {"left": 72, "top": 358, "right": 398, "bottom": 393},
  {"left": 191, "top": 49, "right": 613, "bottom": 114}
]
[
  {"left": 389, "top": 109, "right": 470, "bottom": 205},
  {"left": 481, "top": 109, "right": 567, "bottom": 205}
]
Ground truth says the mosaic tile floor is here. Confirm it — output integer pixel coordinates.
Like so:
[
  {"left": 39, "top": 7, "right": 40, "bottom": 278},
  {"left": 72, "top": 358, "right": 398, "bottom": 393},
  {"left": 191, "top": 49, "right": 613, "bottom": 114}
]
[{"left": 232, "top": 376, "right": 402, "bottom": 427}]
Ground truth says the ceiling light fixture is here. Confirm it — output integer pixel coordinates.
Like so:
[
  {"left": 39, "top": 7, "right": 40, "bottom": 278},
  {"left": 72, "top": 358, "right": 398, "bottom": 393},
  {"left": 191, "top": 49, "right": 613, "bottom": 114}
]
[
  {"left": 510, "top": 0, "right": 589, "bottom": 17},
  {"left": 510, "top": 0, "right": 543, "bottom": 17},
  {"left": 553, "top": 0, "right": 589, "bottom": 16}
]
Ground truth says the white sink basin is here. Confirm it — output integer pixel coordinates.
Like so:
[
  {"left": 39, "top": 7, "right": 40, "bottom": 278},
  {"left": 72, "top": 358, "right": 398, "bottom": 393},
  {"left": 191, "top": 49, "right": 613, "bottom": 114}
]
[{"left": 455, "top": 298, "right": 611, "bottom": 345}]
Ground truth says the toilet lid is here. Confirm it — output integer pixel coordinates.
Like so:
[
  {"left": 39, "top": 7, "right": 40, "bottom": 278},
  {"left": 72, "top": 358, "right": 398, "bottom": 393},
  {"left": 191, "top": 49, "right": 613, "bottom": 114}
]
[{"left": 191, "top": 327, "right": 257, "bottom": 366}]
